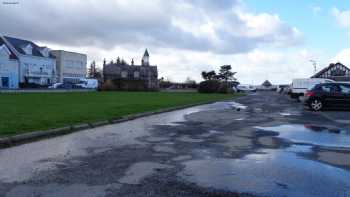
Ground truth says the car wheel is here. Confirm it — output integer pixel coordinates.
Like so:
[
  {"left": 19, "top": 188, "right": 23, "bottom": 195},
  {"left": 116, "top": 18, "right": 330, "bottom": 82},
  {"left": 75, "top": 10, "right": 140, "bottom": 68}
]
[{"left": 310, "top": 99, "right": 323, "bottom": 111}]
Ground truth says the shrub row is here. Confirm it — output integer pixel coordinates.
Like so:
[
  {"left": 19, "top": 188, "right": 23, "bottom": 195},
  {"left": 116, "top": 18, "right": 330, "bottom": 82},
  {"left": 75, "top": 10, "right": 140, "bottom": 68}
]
[
  {"left": 198, "top": 80, "right": 234, "bottom": 94},
  {"left": 101, "top": 79, "right": 158, "bottom": 91}
]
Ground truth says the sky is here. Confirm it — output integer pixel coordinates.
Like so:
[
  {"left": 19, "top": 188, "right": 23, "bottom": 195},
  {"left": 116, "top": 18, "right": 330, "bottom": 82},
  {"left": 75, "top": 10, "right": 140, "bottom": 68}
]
[{"left": 1, "top": 0, "right": 350, "bottom": 85}]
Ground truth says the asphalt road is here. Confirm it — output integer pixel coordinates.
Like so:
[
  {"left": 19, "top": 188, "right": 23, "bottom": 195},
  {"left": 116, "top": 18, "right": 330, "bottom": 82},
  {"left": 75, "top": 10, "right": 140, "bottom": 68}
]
[{"left": 1, "top": 91, "right": 350, "bottom": 197}]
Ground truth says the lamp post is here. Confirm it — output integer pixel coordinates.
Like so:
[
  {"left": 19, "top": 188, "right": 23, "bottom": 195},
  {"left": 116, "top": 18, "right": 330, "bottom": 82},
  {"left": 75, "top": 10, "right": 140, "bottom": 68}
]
[{"left": 310, "top": 60, "right": 317, "bottom": 74}]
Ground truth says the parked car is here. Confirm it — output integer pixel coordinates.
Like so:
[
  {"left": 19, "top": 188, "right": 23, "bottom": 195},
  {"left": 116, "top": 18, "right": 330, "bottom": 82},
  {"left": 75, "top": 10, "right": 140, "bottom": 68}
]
[
  {"left": 48, "top": 83, "right": 63, "bottom": 89},
  {"left": 291, "top": 78, "right": 334, "bottom": 99},
  {"left": 237, "top": 84, "right": 257, "bottom": 92},
  {"left": 303, "top": 82, "right": 350, "bottom": 111},
  {"left": 56, "top": 83, "right": 73, "bottom": 89},
  {"left": 76, "top": 79, "right": 98, "bottom": 89},
  {"left": 276, "top": 84, "right": 290, "bottom": 94}
]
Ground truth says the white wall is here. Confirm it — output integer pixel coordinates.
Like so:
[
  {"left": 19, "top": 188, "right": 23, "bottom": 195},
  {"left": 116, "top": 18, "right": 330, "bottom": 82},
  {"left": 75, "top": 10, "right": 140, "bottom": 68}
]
[
  {"left": 0, "top": 51, "right": 19, "bottom": 89},
  {"left": 51, "top": 50, "right": 87, "bottom": 82},
  {"left": 19, "top": 55, "right": 56, "bottom": 84}
]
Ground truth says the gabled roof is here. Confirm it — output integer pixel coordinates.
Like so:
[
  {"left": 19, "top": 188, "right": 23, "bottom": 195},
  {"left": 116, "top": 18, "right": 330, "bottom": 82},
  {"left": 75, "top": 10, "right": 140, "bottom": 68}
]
[
  {"left": 3, "top": 36, "right": 55, "bottom": 58},
  {"left": 143, "top": 49, "right": 149, "bottom": 57},
  {"left": 311, "top": 62, "right": 350, "bottom": 78},
  {"left": 0, "top": 37, "right": 18, "bottom": 59},
  {"left": 262, "top": 80, "right": 272, "bottom": 87}
]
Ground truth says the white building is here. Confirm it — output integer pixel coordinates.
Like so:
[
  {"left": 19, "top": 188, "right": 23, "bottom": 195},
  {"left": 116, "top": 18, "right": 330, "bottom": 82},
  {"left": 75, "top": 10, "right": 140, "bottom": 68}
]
[
  {"left": 0, "top": 37, "right": 19, "bottom": 89},
  {"left": 51, "top": 50, "right": 87, "bottom": 83},
  {"left": 1, "top": 36, "right": 56, "bottom": 86}
]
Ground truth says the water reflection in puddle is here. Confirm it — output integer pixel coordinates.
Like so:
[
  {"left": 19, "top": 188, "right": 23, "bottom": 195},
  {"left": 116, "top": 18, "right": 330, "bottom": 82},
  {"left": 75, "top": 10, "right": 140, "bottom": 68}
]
[
  {"left": 159, "top": 101, "right": 245, "bottom": 126},
  {"left": 227, "top": 101, "right": 247, "bottom": 110},
  {"left": 179, "top": 145, "right": 350, "bottom": 197},
  {"left": 255, "top": 124, "right": 350, "bottom": 148}
]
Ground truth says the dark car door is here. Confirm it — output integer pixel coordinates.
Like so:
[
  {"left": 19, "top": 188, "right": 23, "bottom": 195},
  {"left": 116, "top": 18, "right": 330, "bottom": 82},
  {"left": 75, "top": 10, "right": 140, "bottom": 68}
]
[
  {"left": 330, "top": 84, "right": 347, "bottom": 108},
  {"left": 321, "top": 84, "right": 343, "bottom": 108},
  {"left": 339, "top": 84, "right": 350, "bottom": 108}
]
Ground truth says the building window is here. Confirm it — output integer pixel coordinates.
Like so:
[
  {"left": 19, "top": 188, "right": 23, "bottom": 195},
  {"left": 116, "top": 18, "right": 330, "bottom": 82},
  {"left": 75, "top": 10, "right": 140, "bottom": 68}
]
[
  {"left": 121, "top": 71, "right": 128, "bottom": 78},
  {"left": 134, "top": 71, "right": 140, "bottom": 78}
]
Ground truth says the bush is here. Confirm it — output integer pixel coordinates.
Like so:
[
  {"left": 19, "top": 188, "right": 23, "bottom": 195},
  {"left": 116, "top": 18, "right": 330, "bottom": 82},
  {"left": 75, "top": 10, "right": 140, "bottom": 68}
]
[
  {"left": 100, "top": 80, "right": 116, "bottom": 91},
  {"left": 198, "top": 80, "right": 235, "bottom": 94},
  {"left": 198, "top": 80, "right": 221, "bottom": 93},
  {"left": 218, "top": 82, "right": 234, "bottom": 94},
  {"left": 101, "top": 79, "right": 158, "bottom": 91}
]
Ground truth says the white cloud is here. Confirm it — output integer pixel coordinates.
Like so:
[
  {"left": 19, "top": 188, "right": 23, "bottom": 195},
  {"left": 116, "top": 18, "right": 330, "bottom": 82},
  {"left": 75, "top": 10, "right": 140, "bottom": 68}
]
[
  {"left": 333, "top": 49, "right": 350, "bottom": 65},
  {"left": 332, "top": 7, "right": 350, "bottom": 28},
  {"left": 0, "top": 0, "right": 305, "bottom": 84},
  {"left": 0, "top": 0, "right": 302, "bottom": 54}
]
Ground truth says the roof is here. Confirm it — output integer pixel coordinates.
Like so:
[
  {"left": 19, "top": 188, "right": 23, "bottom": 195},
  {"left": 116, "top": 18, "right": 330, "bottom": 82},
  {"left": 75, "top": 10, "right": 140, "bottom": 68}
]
[
  {"left": 3, "top": 36, "right": 55, "bottom": 58},
  {"left": 262, "top": 80, "right": 272, "bottom": 87},
  {"left": 143, "top": 49, "right": 149, "bottom": 57},
  {"left": 50, "top": 50, "right": 87, "bottom": 57},
  {"left": 311, "top": 63, "right": 350, "bottom": 78},
  {"left": 0, "top": 37, "right": 18, "bottom": 59}
]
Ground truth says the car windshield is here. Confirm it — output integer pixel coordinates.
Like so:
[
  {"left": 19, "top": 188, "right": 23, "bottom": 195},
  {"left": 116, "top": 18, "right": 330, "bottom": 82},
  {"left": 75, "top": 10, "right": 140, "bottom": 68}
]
[{"left": 308, "top": 85, "right": 316, "bottom": 90}]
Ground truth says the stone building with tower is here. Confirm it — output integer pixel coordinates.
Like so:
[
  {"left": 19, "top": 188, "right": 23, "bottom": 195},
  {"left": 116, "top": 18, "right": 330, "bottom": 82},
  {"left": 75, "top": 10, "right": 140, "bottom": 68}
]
[{"left": 103, "top": 49, "right": 158, "bottom": 90}]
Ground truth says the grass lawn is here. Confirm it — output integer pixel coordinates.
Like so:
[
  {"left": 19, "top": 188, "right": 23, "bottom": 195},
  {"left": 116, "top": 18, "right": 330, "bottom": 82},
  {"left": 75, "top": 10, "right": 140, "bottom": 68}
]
[{"left": 0, "top": 91, "right": 242, "bottom": 136}]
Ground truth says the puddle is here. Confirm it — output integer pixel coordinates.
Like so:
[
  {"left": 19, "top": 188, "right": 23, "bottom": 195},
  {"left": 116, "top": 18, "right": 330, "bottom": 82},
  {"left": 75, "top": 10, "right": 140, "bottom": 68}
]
[
  {"left": 255, "top": 124, "right": 350, "bottom": 148},
  {"left": 172, "top": 155, "right": 192, "bottom": 161},
  {"left": 144, "top": 136, "right": 170, "bottom": 142},
  {"left": 153, "top": 145, "right": 177, "bottom": 154},
  {"left": 179, "top": 145, "right": 350, "bottom": 197},
  {"left": 280, "top": 113, "right": 292, "bottom": 116},
  {"left": 118, "top": 162, "right": 173, "bottom": 185},
  {"left": 254, "top": 108, "right": 263, "bottom": 113},
  {"left": 279, "top": 110, "right": 300, "bottom": 116},
  {"left": 335, "top": 119, "right": 350, "bottom": 124},
  {"left": 160, "top": 101, "right": 240, "bottom": 126},
  {"left": 227, "top": 101, "right": 247, "bottom": 110},
  {"left": 198, "top": 130, "right": 224, "bottom": 138},
  {"left": 177, "top": 135, "right": 204, "bottom": 143},
  {"left": 235, "top": 118, "right": 245, "bottom": 121}
]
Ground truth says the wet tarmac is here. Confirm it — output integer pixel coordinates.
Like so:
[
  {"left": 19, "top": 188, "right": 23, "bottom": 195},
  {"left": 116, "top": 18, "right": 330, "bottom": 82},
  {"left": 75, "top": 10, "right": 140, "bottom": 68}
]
[{"left": 1, "top": 91, "right": 350, "bottom": 197}]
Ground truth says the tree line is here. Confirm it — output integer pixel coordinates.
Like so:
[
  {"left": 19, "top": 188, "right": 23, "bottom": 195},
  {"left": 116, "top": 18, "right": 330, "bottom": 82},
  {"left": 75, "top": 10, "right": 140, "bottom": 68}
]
[
  {"left": 199, "top": 65, "right": 238, "bottom": 94},
  {"left": 201, "top": 65, "right": 236, "bottom": 82}
]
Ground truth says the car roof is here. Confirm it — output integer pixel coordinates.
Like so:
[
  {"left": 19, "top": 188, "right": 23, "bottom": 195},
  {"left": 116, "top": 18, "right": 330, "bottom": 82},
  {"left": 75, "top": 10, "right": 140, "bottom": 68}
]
[{"left": 316, "top": 82, "right": 350, "bottom": 86}]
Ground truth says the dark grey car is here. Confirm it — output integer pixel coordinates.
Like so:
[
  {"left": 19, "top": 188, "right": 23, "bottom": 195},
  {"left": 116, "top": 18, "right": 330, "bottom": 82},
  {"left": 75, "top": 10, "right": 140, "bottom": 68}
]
[{"left": 304, "top": 83, "right": 350, "bottom": 111}]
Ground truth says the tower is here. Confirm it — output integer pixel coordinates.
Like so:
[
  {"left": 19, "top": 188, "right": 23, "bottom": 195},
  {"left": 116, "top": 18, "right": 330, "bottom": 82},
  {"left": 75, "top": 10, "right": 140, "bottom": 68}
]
[{"left": 142, "top": 49, "right": 149, "bottom": 66}]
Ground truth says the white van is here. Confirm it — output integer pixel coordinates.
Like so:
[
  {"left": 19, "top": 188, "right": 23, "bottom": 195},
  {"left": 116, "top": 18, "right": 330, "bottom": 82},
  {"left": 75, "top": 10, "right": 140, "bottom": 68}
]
[
  {"left": 290, "top": 78, "right": 334, "bottom": 99},
  {"left": 76, "top": 79, "right": 98, "bottom": 89}
]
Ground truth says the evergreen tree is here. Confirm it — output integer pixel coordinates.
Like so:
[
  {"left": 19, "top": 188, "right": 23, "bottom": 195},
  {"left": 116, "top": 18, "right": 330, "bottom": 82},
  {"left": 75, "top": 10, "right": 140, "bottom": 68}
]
[
  {"left": 218, "top": 65, "right": 236, "bottom": 82},
  {"left": 88, "top": 61, "right": 97, "bottom": 78}
]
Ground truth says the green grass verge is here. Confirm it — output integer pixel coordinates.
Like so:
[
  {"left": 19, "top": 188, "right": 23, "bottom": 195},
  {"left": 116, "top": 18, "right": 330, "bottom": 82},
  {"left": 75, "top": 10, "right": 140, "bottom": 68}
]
[{"left": 0, "top": 91, "right": 242, "bottom": 136}]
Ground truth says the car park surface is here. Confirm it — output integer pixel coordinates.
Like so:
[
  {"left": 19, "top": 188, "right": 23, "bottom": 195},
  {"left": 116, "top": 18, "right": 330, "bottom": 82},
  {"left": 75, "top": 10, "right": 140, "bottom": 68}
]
[{"left": 1, "top": 91, "right": 350, "bottom": 197}]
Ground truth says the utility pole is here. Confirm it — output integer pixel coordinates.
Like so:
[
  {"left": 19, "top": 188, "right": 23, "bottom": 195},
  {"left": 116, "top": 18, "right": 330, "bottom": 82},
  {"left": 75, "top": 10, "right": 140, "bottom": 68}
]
[{"left": 310, "top": 60, "right": 317, "bottom": 74}]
